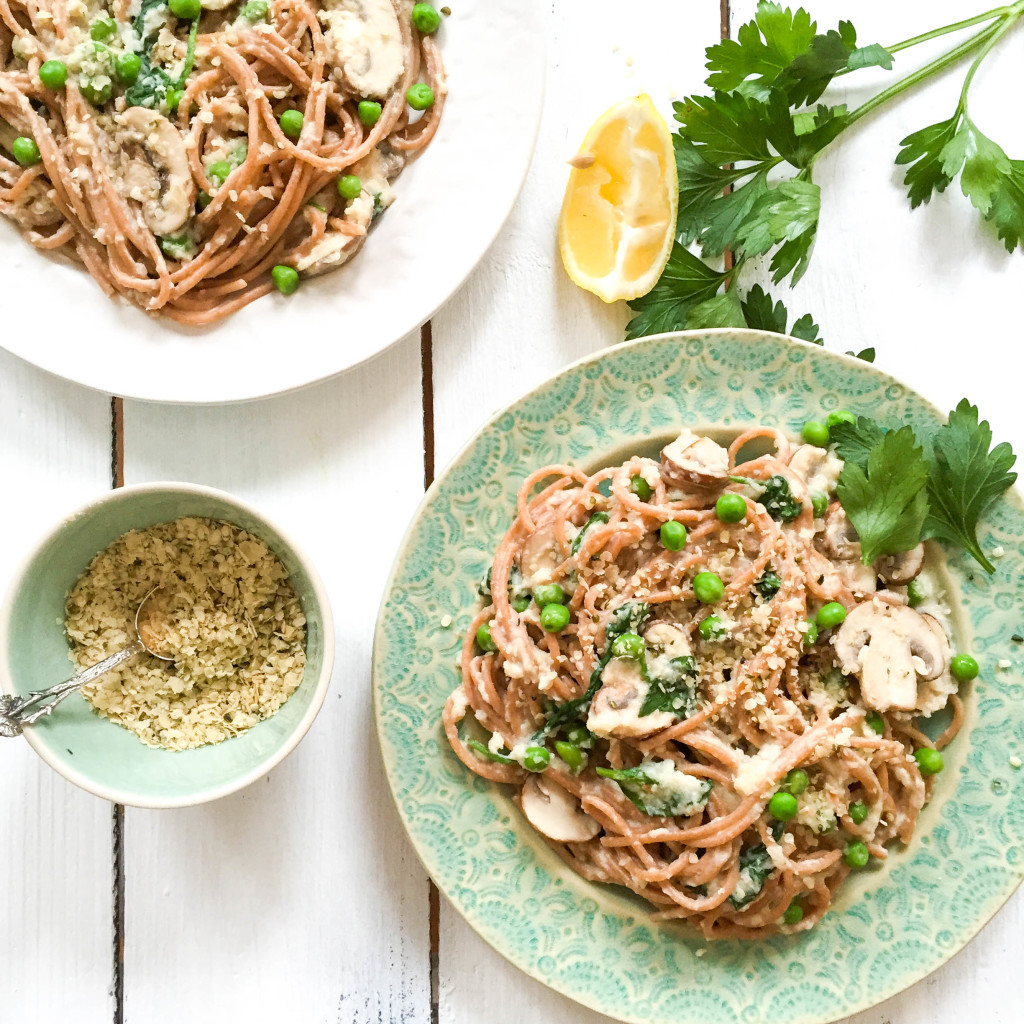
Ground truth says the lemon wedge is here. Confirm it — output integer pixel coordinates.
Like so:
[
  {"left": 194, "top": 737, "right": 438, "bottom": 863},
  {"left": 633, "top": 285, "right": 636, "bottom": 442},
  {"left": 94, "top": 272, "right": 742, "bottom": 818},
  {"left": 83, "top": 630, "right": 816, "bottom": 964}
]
[{"left": 558, "top": 95, "right": 678, "bottom": 303}]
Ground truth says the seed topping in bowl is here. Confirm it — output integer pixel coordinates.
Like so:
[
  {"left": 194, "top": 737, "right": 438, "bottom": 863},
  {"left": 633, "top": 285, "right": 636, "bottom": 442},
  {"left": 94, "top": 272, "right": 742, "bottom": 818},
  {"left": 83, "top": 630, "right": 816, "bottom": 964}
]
[{"left": 65, "top": 516, "right": 306, "bottom": 750}]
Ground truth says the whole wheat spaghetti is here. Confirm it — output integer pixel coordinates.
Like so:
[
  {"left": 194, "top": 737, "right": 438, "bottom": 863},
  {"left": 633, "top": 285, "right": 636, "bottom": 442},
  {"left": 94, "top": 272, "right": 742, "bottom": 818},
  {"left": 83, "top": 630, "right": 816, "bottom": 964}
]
[
  {"left": 444, "top": 427, "right": 966, "bottom": 938},
  {"left": 0, "top": 0, "right": 444, "bottom": 323}
]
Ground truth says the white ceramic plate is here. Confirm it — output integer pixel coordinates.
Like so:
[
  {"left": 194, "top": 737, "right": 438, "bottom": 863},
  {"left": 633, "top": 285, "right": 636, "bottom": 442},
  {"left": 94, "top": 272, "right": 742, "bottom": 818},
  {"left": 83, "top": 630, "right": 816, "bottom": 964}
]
[{"left": 1, "top": 0, "right": 545, "bottom": 404}]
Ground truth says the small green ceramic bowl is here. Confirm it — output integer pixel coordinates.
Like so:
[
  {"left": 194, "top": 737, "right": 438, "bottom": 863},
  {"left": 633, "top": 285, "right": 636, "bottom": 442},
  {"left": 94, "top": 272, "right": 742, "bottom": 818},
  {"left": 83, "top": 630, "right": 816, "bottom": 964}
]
[{"left": 0, "top": 482, "right": 334, "bottom": 808}]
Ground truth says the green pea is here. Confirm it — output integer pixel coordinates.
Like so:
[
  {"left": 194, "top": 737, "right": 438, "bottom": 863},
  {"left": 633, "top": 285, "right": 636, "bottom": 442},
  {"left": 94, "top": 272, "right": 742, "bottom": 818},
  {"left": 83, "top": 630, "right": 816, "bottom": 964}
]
[
  {"left": 169, "top": 0, "right": 201, "bottom": 17},
  {"left": 523, "top": 746, "right": 550, "bottom": 772},
  {"left": 406, "top": 82, "right": 434, "bottom": 110},
  {"left": 802, "top": 621, "right": 818, "bottom": 648},
  {"left": 565, "top": 724, "right": 594, "bottom": 749},
  {"left": 411, "top": 1, "right": 440, "bottom": 32},
  {"left": 357, "top": 99, "right": 382, "bottom": 126},
  {"left": 611, "top": 632, "right": 645, "bottom": 661},
  {"left": 512, "top": 595, "right": 531, "bottom": 613},
  {"left": 475, "top": 621, "right": 496, "bottom": 653},
  {"left": 208, "top": 160, "right": 231, "bottom": 185},
  {"left": 241, "top": 0, "right": 268, "bottom": 19},
  {"left": 271, "top": 264, "right": 299, "bottom": 294},
  {"left": 533, "top": 584, "right": 565, "bottom": 608},
  {"left": 914, "top": 747, "right": 944, "bottom": 776},
  {"left": 698, "top": 614, "right": 725, "bottom": 641},
  {"left": 337, "top": 174, "right": 362, "bottom": 200},
  {"left": 630, "top": 474, "right": 652, "bottom": 501},
  {"left": 715, "top": 492, "right": 747, "bottom": 523},
  {"left": 660, "top": 520, "right": 686, "bottom": 551},
  {"left": 783, "top": 902, "right": 804, "bottom": 925},
  {"left": 539, "top": 602, "right": 570, "bottom": 633},
  {"left": 80, "top": 79, "right": 112, "bottom": 105},
  {"left": 115, "top": 52, "right": 141, "bottom": 84},
  {"left": 693, "top": 571, "right": 724, "bottom": 604},
  {"left": 815, "top": 601, "right": 846, "bottom": 630},
  {"left": 906, "top": 578, "right": 925, "bottom": 608},
  {"left": 39, "top": 59, "right": 68, "bottom": 90},
  {"left": 950, "top": 653, "right": 979, "bottom": 682},
  {"left": 279, "top": 109, "right": 303, "bottom": 139},
  {"left": 768, "top": 791, "right": 798, "bottom": 821},
  {"left": 90, "top": 13, "right": 116, "bottom": 40},
  {"left": 849, "top": 801, "right": 869, "bottom": 825},
  {"left": 555, "top": 740, "right": 585, "bottom": 771},
  {"left": 843, "top": 840, "right": 870, "bottom": 869},
  {"left": 11, "top": 136, "right": 41, "bottom": 167},
  {"left": 811, "top": 492, "right": 828, "bottom": 519},
  {"left": 785, "top": 769, "right": 809, "bottom": 795},
  {"left": 825, "top": 409, "right": 856, "bottom": 429},
  {"left": 801, "top": 420, "right": 829, "bottom": 447},
  {"left": 865, "top": 710, "right": 884, "bottom": 735}
]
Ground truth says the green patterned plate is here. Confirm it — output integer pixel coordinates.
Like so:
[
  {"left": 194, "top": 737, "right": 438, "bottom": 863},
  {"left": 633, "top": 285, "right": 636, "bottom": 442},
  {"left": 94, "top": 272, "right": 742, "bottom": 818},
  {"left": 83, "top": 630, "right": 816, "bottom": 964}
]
[{"left": 373, "top": 329, "right": 1024, "bottom": 1024}]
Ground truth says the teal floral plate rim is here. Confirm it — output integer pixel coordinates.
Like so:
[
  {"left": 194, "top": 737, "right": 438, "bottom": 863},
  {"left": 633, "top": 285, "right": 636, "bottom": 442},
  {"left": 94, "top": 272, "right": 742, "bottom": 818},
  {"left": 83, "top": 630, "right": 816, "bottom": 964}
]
[{"left": 372, "top": 329, "right": 1024, "bottom": 1024}]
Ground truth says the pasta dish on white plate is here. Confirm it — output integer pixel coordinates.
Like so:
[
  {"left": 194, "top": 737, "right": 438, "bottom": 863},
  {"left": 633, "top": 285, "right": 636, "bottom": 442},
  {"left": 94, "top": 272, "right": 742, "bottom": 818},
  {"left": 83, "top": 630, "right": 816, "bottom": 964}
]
[
  {"left": 0, "top": 0, "right": 444, "bottom": 323},
  {"left": 443, "top": 416, "right": 985, "bottom": 939}
]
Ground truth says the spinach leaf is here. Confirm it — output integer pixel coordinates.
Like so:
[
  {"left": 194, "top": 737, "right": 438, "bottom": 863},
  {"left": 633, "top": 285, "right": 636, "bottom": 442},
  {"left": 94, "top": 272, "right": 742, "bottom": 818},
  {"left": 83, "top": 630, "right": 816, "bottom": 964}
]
[
  {"left": 604, "top": 601, "right": 652, "bottom": 645},
  {"left": 640, "top": 654, "right": 699, "bottom": 718},
  {"left": 729, "top": 842, "right": 774, "bottom": 908},
  {"left": 571, "top": 511, "right": 610, "bottom": 555},
  {"left": 754, "top": 567, "right": 782, "bottom": 600},
  {"left": 596, "top": 761, "right": 713, "bottom": 817},
  {"left": 476, "top": 563, "right": 530, "bottom": 611},
  {"left": 759, "top": 475, "right": 803, "bottom": 522}
]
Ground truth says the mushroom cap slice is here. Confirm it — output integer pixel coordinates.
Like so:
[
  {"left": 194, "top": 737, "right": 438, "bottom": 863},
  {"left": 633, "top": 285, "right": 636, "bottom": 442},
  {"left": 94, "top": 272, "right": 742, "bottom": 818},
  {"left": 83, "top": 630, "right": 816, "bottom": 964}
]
[
  {"left": 875, "top": 544, "right": 925, "bottom": 585},
  {"left": 820, "top": 505, "right": 861, "bottom": 561},
  {"left": 587, "top": 656, "right": 674, "bottom": 738},
  {"left": 520, "top": 776, "right": 601, "bottom": 842},
  {"left": 660, "top": 429, "right": 730, "bottom": 490},
  {"left": 787, "top": 443, "right": 843, "bottom": 500},
  {"left": 833, "top": 603, "right": 948, "bottom": 711},
  {"left": 114, "top": 107, "right": 195, "bottom": 236}
]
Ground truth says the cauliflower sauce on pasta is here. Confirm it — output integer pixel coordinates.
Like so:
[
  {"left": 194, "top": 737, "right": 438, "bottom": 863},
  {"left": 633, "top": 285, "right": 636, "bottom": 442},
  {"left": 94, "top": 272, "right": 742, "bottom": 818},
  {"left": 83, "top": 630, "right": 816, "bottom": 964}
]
[
  {"left": 444, "top": 425, "right": 969, "bottom": 939},
  {"left": 0, "top": 0, "right": 444, "bottom": 323}
]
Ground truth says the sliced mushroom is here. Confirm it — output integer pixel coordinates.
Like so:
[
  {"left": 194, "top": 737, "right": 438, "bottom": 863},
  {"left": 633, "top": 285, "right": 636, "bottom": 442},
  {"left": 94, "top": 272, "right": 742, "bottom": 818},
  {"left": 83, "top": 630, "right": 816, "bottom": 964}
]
[
  {"left": 587, "top": 656, "right": 674, "bottom": 738},
  {"left": 833, "top": 603, "right": 948, "bottom": 711},
  {"left": 820, "top": 505, "right": 861, "bottom": 561},
  {"left": 113, "top": 108, "right": 195, "bottom": 236},
  {"left": 875, "top": 544, "right": 925, "bottom": 585},
  {"left": 914, "top": 612, "right": 957, "bottom": 715},
  {"left": 660, "top": 429, "right": 730, "bottom": 490},
  {"left": 644, "top": 621, "right": 691, "bottom": 658},
  {"left": 319, "top": 0, "right": 406, "bottom": 99},
  {"left": 787, "top": 444, "right": 843, "bottom": 500},
  {"left": 520, "top": 776, "right": 601, "bottom": 842},
  {"left": 834, "top": 559, "right": 878, "bottom": 597}
]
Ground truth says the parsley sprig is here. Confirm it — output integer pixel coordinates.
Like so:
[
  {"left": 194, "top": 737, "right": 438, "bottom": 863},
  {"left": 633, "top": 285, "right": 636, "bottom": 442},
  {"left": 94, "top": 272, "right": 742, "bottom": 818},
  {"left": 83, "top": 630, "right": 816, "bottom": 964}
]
[
  {"left": 831, "top": 401, "right": 1017, "bottom": 572},
  {"left": 627, "top": 1, "right": 1024, "bottom": 341}
]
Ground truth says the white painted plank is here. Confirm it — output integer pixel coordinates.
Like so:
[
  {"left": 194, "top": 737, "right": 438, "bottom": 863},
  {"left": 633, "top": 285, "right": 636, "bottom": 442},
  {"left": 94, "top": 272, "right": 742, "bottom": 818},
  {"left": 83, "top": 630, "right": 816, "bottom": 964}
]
[
  {"left": 435, "top": 0, "right": 1024, "bottom": 1021},
  {"left": 0, "top": 351, "right": 115, "bottom": 1019},
  {"left": 119, "top": 333, "right": 430, "bottom": 1023},
  {"left": 431, "top": 1, "right": 721, "bottom": 1022}
]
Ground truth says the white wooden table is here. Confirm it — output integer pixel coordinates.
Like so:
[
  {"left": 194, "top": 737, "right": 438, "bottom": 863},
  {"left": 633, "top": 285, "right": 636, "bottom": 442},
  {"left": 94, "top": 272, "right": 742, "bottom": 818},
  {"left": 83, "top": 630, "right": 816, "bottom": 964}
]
[{"left": 2, "top": 1, "right": 1022, "bottom": 1021}]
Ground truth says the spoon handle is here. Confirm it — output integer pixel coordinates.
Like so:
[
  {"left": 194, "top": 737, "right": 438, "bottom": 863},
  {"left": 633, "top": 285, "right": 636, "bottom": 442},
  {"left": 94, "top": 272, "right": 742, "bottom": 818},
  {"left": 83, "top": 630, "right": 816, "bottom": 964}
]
[{"left": 0, "top": 639, "right": 145, "bottom": 736}]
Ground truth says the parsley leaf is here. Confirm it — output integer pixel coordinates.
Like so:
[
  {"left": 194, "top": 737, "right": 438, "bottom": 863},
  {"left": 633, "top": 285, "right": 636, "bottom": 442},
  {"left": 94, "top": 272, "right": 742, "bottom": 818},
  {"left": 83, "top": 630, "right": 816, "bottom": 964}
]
[
  {"left": 922, "top": 399, "right": 1017, "bottom": 573},
  {"left": 836, "top": 425, "right": 930, "bottom": 565},
  {"left": 740, "top": 284, "right": 822, "bottom": 342},
  {"left": 704, "top": 2, "right": 817, "bottom": 100},
  {"left": 685, "top": 291, "right": 746, "bottom": 329},
  {"left": 734, "top": 179, "right": 820, "bottom": 283},
  {"left": 674, "top": 137, "right": 749, "bottom": 246},
  {"left": 625, "top": 244, "right": 728, "bottom": 340},
  {"left": 829, "top": 416, "right": 887, "bottom": 472},
  {"left": 896, "top": 117, "right": 959, "bottom": 208}
]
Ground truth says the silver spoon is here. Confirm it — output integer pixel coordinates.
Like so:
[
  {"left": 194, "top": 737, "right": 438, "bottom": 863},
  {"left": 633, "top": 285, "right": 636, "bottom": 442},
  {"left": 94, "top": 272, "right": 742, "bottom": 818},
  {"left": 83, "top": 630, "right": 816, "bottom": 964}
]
[{"left": 0, "top": 587, "right": 174, "bottom": 737}]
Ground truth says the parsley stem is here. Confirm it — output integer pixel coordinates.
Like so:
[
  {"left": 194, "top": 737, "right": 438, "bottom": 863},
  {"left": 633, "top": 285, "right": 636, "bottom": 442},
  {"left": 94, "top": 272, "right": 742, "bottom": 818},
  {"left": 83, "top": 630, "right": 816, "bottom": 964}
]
[
  {"left": 840, "top": 21, "right": 1005, "bottom": 134},
  {"left": 957, "top": 9, "right": 1023, "bottom": 110},
  {"left": 883, "top": 5, "right": 1015, "bottom": 56}
]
